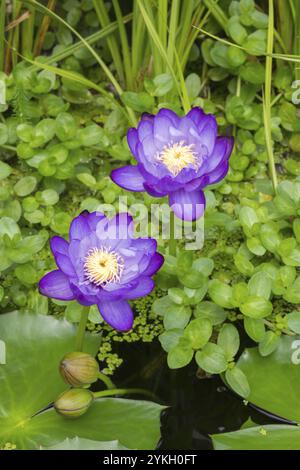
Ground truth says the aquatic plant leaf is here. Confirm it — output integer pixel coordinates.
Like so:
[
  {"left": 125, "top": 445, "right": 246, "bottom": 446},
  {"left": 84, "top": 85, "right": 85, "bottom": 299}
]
[
  {"left": 236, "top": 336, "right": 300, "bottom": 422},
  {"left": 212, "top": 425, "right": 300, "bottom": 450},
  {"left": 0, "top": 312, "right": 162, "bottom": 450}
]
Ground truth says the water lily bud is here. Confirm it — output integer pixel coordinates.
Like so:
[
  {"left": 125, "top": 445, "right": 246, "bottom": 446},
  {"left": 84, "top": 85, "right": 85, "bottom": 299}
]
[
  {"left": 54, "top": 388, "right": 94, "bottom": 418},
  {"left": 59, "top": 351, "right": 99, "bottom": 387}
]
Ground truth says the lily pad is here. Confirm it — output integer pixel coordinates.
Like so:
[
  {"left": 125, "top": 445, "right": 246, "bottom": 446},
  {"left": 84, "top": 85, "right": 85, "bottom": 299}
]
[
  {"left": 212, "top": 336, "right": 300, "bottom": 450},
  {"left": 44, "top": 437, "right": 129, "bottom": 450},
  {"left": 236, "top": 336, "right": 300, "bottom": 423},
  {"left": 212, "top": 425, "right": 300, "bottom": 450},
  {"left": 0, "top": 312, "right": 163, "bottom": 450}
]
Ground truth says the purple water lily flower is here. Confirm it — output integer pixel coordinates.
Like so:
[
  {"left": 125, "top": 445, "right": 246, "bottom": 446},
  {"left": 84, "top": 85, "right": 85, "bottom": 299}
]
[
  {"left": 39, "top": 211, "right": 164, "bottom": 332},
  {"left": 111, "top": 107, "right": 234, "bottom": 221}
]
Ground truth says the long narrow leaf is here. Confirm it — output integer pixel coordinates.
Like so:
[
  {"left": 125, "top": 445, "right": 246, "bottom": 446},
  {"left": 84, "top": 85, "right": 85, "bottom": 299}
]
[
  {"left": 264, "top": 0, "right": 277, "bottom": 191},
  {"left": 112, "top": 0, "right": 133, "bottom": 88},
  {"left": 194, "top": 26, "right": 300, "bottom": 63},
  {"left": 137, "top": 0, "right": 183, "bottom": 102},
  {"left": 0, "top": 0, "right": 5, "bottom": 71},
  {"left": 92, "top": 0, "right": 124, "bottom": 83},
  {"left": 29, "top": 14, "right": 132, "bottom": 69},
  {"left": 23, "top": 0, "right": 137, "bottom": 125}
]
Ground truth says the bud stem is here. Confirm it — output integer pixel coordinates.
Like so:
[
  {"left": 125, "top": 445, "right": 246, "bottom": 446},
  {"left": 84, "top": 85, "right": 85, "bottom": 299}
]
[
  {"left": 75, "top": 307, "right": 89, "bottom": 351},
  {"left": 93, "top": 388, "right": 157, "bottom": 400},
  {"left": 97, "top": 371, "right": 115, "bottom": 390}
]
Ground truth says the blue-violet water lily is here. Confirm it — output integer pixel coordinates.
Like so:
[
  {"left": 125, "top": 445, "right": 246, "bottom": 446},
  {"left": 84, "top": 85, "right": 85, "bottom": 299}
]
[
  {"left": 111, "top": 107, "right": 234, "bottom": 221},
  {"left": 39, "top": 211, "right": 164, "bottom": 331}
]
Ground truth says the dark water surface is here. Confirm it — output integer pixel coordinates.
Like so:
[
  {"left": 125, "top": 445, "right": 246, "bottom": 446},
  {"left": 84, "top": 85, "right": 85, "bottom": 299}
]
[{"left": 110, "top": 340, "right": 278, "bottom": 450}]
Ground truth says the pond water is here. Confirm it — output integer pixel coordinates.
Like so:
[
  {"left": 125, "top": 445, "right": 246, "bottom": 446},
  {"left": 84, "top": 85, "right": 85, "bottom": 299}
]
[{"left": 109, "top": 340, "right": 281, "bottom": 450}]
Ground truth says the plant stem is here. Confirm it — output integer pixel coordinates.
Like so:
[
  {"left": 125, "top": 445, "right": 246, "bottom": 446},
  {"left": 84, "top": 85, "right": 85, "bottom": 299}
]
[
  {"left": 112, "top": 0, "right": 133, "bottom": 89},
  {"left": 75, "top": 308, "right": 89, "bottom": 352},
  {"left": 158, "top": 0, "right": 167, "bottom": 52},
  {"left": 28, "top": 14, "right": 133, "bottom": 71},
  {"left": 97, "top": 372, "right": 115, "bottom": 390},
  {"left": 169, "top": 211, "right": 177, "bottom": 257},
  {"left": 92, "top": 0, "right": 125, "bottom": 84},
  {"left": 22, "top": 3, "right": 35, "bottom": 57},
  {"left": 167, "top": 0, "right": 180, "bottom": 67},
  {"left": 0, "top": 0, "right": 5, "bottom": 72},
  {"left": 294, "top": 0, "right": 300, "bottom": 80},
  {"left": 181, "top": 5, "right": 207, "bottom": 71},
  {"left": 93, "top": 388, "right": 156, "bottom": 400},
  {"left": 131, "top": 1, "right": 146, "bottom": 81},
  {"left": 264, "top": 320, "right": 295, "bottom": 337},
  {"left": 264, "top": 0, "right": 278, "bottom": 192},
  {"left": 0, "top": 144, "right": 17, "bottom": 152},
  {"left": 177, "top": 0, "right": 194, "bottom": 59},
  {"left": 33, "top": 0, "right": 56, "bottom": 57}
]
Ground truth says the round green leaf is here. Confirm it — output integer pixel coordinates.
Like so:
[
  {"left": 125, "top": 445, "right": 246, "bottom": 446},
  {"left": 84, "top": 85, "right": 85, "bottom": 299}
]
[
  {"left": 194, "top": 301, "right": 227, "bottom": 325},
  {"left": 195, "top": 342, "right": 228, "bottom": 374},
  {"left": 240, "top": 296, "right": 273, "bottom": 319},
  {"left": 244, "top": 317, "right": 266, "bottom": 342},
  {"left": 14, "top": 176, "right": 37, "bottom": 197},
  {"left": 287, "top": 311, "right": 300, "bottom": 334},
  {"left": 225, "top": 366, "right": 250, "bottom": 398},
  {"left": 55, "top": 112, "right": 77, "bottom": 141},
  {"left": 0, "top": 161, "right": 12, "bottom": 180},
  {"left": 208, "top": 280, "right": 234, "bottom": 308},
  {"left": 218, "top": 324, "right": 240, "bottom": 360},
  {"left": 163, "top": 305, "right": 191, "bottom": 330},
  {"left": 183, "top": 318, "right": 212, "bottom": 349},
  {"left": 159, "top": 329, "right": 183, "bottom": 352},
  {"left": 258, "top": 331, "right": 280, "bottom": 357},
  {"left": 248, "top": 272, "right": 272, "bottom": 299},
  {"left": 167, "top": 344, "right": 194, "bottom": 369}
]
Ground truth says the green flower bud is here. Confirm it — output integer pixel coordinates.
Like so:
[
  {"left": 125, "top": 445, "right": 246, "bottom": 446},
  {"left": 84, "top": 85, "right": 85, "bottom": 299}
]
[
  {"left": 59, "top": 351, "right": 99, "bottom": 387},
  {"left": 54, "top": 388, "right": 94, "bottom": 419}
]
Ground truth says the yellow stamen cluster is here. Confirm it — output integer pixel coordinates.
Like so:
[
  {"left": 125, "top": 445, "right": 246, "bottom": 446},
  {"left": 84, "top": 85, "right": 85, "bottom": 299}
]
[
  {"left": 84, "top": 247, "right": 124, "bottom": 286},
  {"left": 157, "top": 140, "right": 199, "bottom": 177}
]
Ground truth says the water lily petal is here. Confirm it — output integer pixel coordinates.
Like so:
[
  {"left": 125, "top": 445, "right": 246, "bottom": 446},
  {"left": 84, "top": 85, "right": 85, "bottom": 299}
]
[
  {"left": 98, "top": 299, "right": 134, "bottom": 331},
  {"left": 55, "top": 253, "right": 76, "bottom": 277},
  {"left": 111, "top": 165, "right": 145, "bottom": 192},
  {"left": 143, "top": 253, "right": 164, "bottom": 276},
  {"left": 50, "top": 236, "right": 69, "bottom": 257},
  {"left": 69, "top": 213, "right": 91, "bottom": 241},
  {"left": 127, "top": 128, "right": 139, "bottom": 155},
  {"left": 169, "top": 188, "right": 206, "bottom": 221},
  {"left": 207, "top": 159, "right": 229, "bottom": 185},
  {"left": 124, "top": 277, "right": 155, "bottom": 300},
  {"left": 39, "top": 270, "right": 75, "bottom": 300}
]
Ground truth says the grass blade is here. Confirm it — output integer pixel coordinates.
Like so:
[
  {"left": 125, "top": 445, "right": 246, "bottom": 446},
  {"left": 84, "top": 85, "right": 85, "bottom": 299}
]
[
  {"left": 174, "top": 47, "right": 191, "bottom": 113},
  {"left": 112, "top": 0, "right": 133, "bottom": 89},
  {"left": 264, "top": 0, "right": 277, "bottom": 191},
  {"left": 33, "top": 0, "right": 56, "bottom": 57},
  {"left": 203, "top": 0, "right": 228, "bottom": 32},
  {"left": 137, "top": 0, "right": 183, "bottom": 103},
  {"left": 167, "top": 0, "right": 180, "bottom": 66},
  {"left": 23, "top": 0, "right": 137, "bottom": 125},
  {"left": 0, "top": 0, "right": 5, "bottom": 71},
  {"left": 294, "top": 0, "right": 300, "bottom": 79},
  {"left": 92, "top": 0, "right": 125, "bottom": 83},
  {"left": 30, "top": 14, "right": 132, "bottom": 69}
]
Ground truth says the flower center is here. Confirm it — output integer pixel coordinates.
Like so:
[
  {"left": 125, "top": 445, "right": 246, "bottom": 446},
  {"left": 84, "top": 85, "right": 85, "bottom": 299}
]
[
  {"left": 157, "top": 141, "right": 199, "bottom": 177},
  {"left": 84, "top": 247, "right": 124, "bottom": 286}
]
